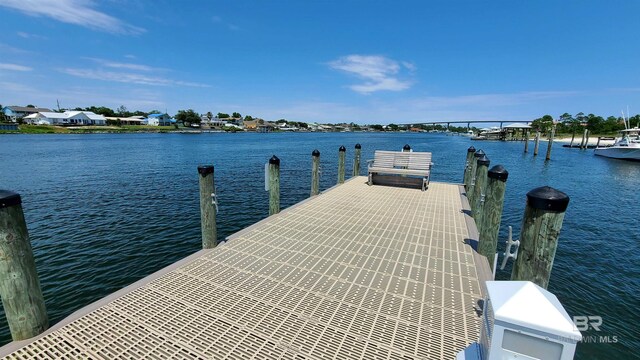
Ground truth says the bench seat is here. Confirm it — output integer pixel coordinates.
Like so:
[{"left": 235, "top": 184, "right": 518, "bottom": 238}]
[{"left": 367, "top": 150, "right": 433, "bottom": 191}]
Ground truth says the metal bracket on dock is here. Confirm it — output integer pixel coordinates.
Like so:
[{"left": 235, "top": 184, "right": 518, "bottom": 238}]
[
  {"left": 211, "top": 193, "right": 219, "bottom": 214},
  {"left": 480, "top": 193, "right": 486, "bottom": 204},
  {"left": 500, "top": 226, "right": 520, "bottom": 270}
]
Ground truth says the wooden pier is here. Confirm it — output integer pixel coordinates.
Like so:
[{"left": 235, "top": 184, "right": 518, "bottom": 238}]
[{"left": 1, "top": 178, "right": 491, "bottom": 359}]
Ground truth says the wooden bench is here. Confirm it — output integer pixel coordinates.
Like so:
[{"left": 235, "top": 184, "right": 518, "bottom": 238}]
[{"left": 367, "top": 150, "right": 433, "bottom": 191}]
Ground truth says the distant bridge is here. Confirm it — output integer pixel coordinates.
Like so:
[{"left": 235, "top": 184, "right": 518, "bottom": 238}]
[{"left": 404, "top": 120, "right": 531, "bottom": 129}]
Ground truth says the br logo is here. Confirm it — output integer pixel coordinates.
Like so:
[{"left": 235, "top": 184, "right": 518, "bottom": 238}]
[{"left": 573, "top": 316, "right": 602, "bottom": 331}]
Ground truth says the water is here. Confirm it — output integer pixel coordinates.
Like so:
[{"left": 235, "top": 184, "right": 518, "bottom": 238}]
[{"left": 0, "top": 132, "right": 638, "bottom": 359}]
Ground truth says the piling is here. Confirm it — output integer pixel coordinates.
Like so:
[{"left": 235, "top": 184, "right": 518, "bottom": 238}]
[
  {"left": 403, "top": 144, "right": 411, "bottom": 152},
  {"left": 268, "top": 156, "right": 280, "bottom": 215},
  {"left": 511, "top": 186, "right": 570, "bottom": 289},
  {"left": 570, "top": 132, "right": 575, "bottom": 147},
  {"left": 524, "top": 130, "right": 530, "bottom": 153},
  {"left": 0, "top": 190, "right": 49, "bottom": 340},
  {"left": 596, "top": 137, "right": 602, "bottom": 148},
  {"left": 352, "top": 144, "right": 361, "bottom": 177},
  {"left": 337, "top": 146, "right": 346, "bottom": 184},
  {"left": 467, "top": 149, "right": 484, "bottom": 206},
  {"left": 580, "top": 129, "right": 587, "bottom": 149},
  {"left": 533, "top": 131, "right": 540, "bottom": 156},
  {"left": 584, "top": 130, "right": 590, "bottom": 149},
  {"left": 545, "top": 125, "right": 555, "bottom": 160},
  {"left": 477, "top": 166, "right": 508, "bottom": 268},
  {"left": 311, "top": 150, "right": 320, "bottom": 196},
  {"left": 463, "top": 146, "right": 476, "bottom": 190},
  {"left": 471, "top": 155, "right": 490, "bottom": 220},
  {"left": 198, "top": 165, "right": 217, "bottom": 249}
]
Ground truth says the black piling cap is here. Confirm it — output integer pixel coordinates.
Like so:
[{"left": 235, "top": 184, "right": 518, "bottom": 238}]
[
  {"left": 269, "top": 155, "right": 280, "bottom": 165},
  {"left": 197, "top": 165, "right": 214, "bottom": 176},
  {"left": 312, "top": 149, "right": 320, "bottom": 157},
  {"left": 403, "top": 144, "right": 411, "bottom": 151},
  {"left": 339, "top": 145, "right": 346, "bottom": 152},
  {"left": 526, "top": 186, "right": 570, "bottom": 212},
  {"left": 355, "top": 143, "right": 361, "bottom": 149},
  {"left": 477, "top": 155, "right": 490, "bottom": 166},
  {"left": 488, "top": 165, "right": 509, "bottom": 182},
  {"left": 467, "top": 146, "right": 476, "bottom": 153},
  {"left": 474, "top": 149, "right": 485, "bottom": 158},
  {"left": 0, "top": 190, "right": 21, "bottom": 209}
]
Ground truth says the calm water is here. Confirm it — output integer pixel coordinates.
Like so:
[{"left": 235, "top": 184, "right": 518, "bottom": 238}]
[{"left": 0, "top": 132, "right": 638, "bottom": 359}]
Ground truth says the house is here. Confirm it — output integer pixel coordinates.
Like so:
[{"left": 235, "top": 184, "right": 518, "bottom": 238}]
[
  {"left": 24, "top": 111, "right": 106, "bottom": 125},
  {"left": 105, "top": 116, "right": 146, "bottom": 125},
  {"left": 243, "top": 120, "right": 257, "bottom": 130},
  {"left": 3, "top": 106, "right": 52, "bottom": 122},
  {"left": 257, "top": 122, "right": 276, "bottom": 133},
  {"left": 201, "top": 116, "right": 226, "bottom": 128},
  {"left": 146, "top": 113, "right": 172, "bottom": 126}
]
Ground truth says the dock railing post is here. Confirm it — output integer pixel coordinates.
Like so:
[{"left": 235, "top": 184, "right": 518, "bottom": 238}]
[
  {"left": 198, "top": 165, "right": 217, "bottom": 249},
  {"left": 467, "top": 149, "right": 484, "bottom": 206},
  {"left": 311, "top": 150, "right": 320, "bottom": 196},
  {"left": 0, "top": 190, "right": 49, "bottom": 340},
  {"left": 337, "top": 146, "right": 346, "bottom": 184},
  {"left": 471, "top": 155, "right": 490, "bottom": 220},
  {"left": 353, "top": 144, "right": 361, "bottom": 177},
  {"left": 524, "top": 130, "right": 530, "bottom": 153},
  {"left": 533, "top": 131, "right": 540, "bottom": 156},
  {"left": 269, "top": 156, "right": 280, "bottom": 215},
  {"left": 478, "top": 166, "right": 508, "bottom": 268},
  {"left": 463, "top": 146, "right": 476, "bottom": 190},
  {"left": 511, "top": 186, "right": 569, "bottom": 289},
  {"left": 546, "top": 125, "right": 556, "bottom": 160}
]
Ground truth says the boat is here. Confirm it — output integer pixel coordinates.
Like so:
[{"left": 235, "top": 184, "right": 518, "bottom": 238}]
[{"left": 594, "top": 127, "right": 640, "bottom": 161}]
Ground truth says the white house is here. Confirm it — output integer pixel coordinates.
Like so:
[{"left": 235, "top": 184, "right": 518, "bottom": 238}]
[
  {"left": 3, "top": 106, "right": 52, "bottom": 122},
  {"left": 146, "top": 113, "right": 172, "bottom": 126},
  {"left": 24, "top": 111, "right": 106, "bottom": 125}
]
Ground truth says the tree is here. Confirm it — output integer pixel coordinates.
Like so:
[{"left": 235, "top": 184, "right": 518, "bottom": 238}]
[
  {"left": 530, "top": 115, "right": 554, "bottom": 134},
  {"left": 244, "top": 115, "right": 254, "bottom": 121},
  {"left": 217, "top": 112, "right": 230, "bottom": 119},
  {"left": 175, "top": 109, "right": 201, "bottom": 126},
  {"left": 232, "top": 112, "right": 241, "bottom": 118},
  {"left": 117, "top": 105, "right": 128, "bottom": 116},
  {"left": 206, "top": 111, "right": 213, "bottom": 120},
  {"left": 26, "top": 104, "right": 35, "bottom": 108}
]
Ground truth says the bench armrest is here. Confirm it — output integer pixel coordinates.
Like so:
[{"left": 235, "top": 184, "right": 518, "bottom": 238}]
[{"left": 366, "top": 159, "right": 375, "bottom": 166}]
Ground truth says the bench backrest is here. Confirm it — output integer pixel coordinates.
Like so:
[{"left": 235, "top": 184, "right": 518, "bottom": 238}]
[{"left": 373, "top": 150, "right": 432, "bottom": 170}]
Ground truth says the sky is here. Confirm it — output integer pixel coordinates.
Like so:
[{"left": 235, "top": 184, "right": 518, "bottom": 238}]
[{"left": 1, "top": 0, "right": 639, "bottom": 124}]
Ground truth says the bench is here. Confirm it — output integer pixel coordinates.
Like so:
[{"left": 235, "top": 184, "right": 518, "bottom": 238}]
[{"left": 367, "top": 150, "right": 433, "bottom": 191}]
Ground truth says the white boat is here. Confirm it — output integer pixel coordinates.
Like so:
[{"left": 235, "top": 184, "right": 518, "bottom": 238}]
[{"left": 594, "top": 127, "right": 640, "bottom": 161}]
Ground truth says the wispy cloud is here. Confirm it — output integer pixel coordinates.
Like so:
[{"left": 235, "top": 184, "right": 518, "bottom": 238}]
[
  {"left": 0, "top": 0, "right": 145, "bottom": 35},
  {"left": 329, "top": 55, "right": 414, "bottom": 94},
  {"left": 0, "top": 42, "right": 32, "bottom": 54},
  {"left": 0, "top": 63, "right": 32, "bottom": 71},
  {"left": 212, "top": 15, "right": 240, "bottom": 31},
  {"left": 16, "top": 31, "right": 46, "bottom": 39},
  {"left": 59, "top": 68, "right": 210, "bottom": 87},
  {"left": 84, "top": 57, "right": 160, "bottom": 72},
  {"left": 407, "top": 91, "right": 581, "bottom": 109}
]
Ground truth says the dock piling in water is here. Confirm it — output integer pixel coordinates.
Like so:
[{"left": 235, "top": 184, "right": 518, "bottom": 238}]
[
  {"left": 352, "top": 144, "right": 361, "bottom": 177},
  {"left": 463, "top": 146, "right": 476, "bottom": 190},
  {"left": 311, "top": 150, "right": 320, "bottom": 196},
  {"left": 511, "top": 186, "right": 569, "bottom": 289},
  {"left": 524, "top": 130, "right": 530, "bottom": 153},
  {"left": 467, "top": 149, "right": 484, "bottom": 206},
  {"left": 337, "top": 146, "right": 346, "bottom": 184},
  {"left": 478, "top": 166, "right": 508, "bottom": 268},
  {"left": 471, "top": 155, "right": 490, "bottom": 220},
  {"left": 580, "top": 129, "right": 587, "bottom": 149},
  {"left": 0, "top": 190, "right": 49, "bottom": 341},
  {"left": 269, "top": 156, "right": 280, "bottom": 215},
  {"left": 546, "top": 125, "right": 555, "bottom": 160},
  {"left": 533, "top": 131, "right": 540, "bottom": 156},
  {"left": 198, "top": 165, "right": 217, "bottom": 249}
]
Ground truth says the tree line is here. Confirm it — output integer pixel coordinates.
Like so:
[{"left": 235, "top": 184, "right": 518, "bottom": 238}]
[{"left": 531, "top": 112, "right": 639, "bottom": 135}]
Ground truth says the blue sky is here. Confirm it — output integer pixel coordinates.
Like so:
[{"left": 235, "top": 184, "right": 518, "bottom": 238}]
[{"left": 1, "top": 0, "right": 639, "bottom": 124}]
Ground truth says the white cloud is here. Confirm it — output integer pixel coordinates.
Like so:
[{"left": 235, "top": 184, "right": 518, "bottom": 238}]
[
  {"left": 84, "top": 57, "right": 159, "bottom": 72},
  {"left": 0, "top": 0, "right": 145, "bottom": 35},
  {"left": 329, "top": 55, "right": 414, "bottom": 94},
  {"left": 16, "top": 31, "right": 46, "bottom": 39},
  {"left": 59, "top": 68, "right": 210, "bottom": 88},
  {"left": 0, "top": 63, "right": 32, "bottom": 71}
]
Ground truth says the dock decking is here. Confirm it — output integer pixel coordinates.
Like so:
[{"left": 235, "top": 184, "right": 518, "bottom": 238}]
[{"left": 1, "top": 177, "right": 490, "bottom": 359}]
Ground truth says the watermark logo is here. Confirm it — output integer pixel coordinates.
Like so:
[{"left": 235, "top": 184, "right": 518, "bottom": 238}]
[{"left": 572, "top": 316, "right": 618, "bottom": 344}]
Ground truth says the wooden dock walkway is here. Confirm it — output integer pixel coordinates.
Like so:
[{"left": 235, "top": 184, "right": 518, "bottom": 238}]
[{"left": 1, "top": 177, "right": 491, "bottom": 359}]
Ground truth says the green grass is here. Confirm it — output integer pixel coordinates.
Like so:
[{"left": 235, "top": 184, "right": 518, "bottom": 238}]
[{"left": 9, "top": 125, "right": 177, "bottom": 134}]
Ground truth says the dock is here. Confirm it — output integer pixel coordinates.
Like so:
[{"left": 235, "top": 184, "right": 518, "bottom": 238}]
[{"left": 1, "top": 177, "right": 491, "bottom": 359}]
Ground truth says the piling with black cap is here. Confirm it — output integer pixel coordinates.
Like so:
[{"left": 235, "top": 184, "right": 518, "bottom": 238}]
[
  {"left": 467, "top": 149, "right": 485, "bottom": 206},
  {"left": 0, "top": 190, "right": 49, "bottom": 340},
  {"left": 471, "top": 155, "right": 490, "bottom": 220},
  {"left": 511, "top": 186, "right": 570, "bottom": 289},
  {"left": 463, "top": 146, "right": 476, "bottom": 189},
  {"left": 198, "top": 165, "right": 217, "bottom": 249},
  {"left": 311, "top": 150, "right": 321, "bottom": 196},
  {"left": 403, "top": 144, "right": 411, "bottom": 152},
  {"left": 546, "top": 125, "right": 556, "bottom": 160},
  {"left": 533, "top": 131, "right": 540, "bottom": 156},
  {"left": 478, "top": 165, "right": 509, "bottom": 267},
  {"left": 269, "top": 155, "right": 280, "bottom": 215},
  {"left": 337, "top": 146, "right": 346, "bottom": 184},
  {"left": 353, "top": 144, "right": 361, "bottom": 177}
]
